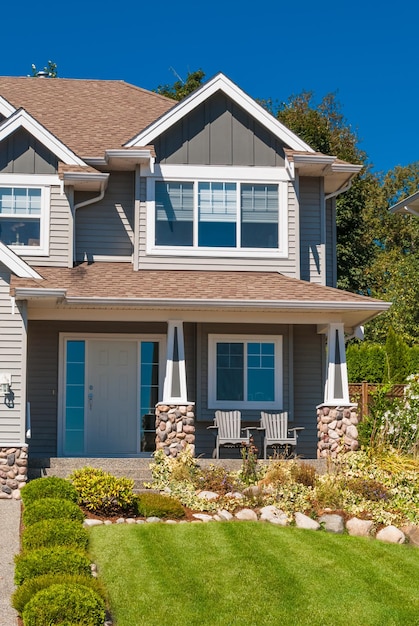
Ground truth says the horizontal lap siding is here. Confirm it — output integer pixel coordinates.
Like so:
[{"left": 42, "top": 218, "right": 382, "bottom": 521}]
[
  {"left": 76, "top": 172, "right": 135, "bottom": 261},
  {"left": 21, "top": 186, "right": 71, "bottom": 267},
  {"left": 0, "top": 270, "right": 26, "bottom": 444},
  {"left": 325, "top": 198, "right": 336, "bottom": 287},
  {"left": 194, "top": 322, "right": 290, "bottom": 458},
  {"left": 299, "top": 177, "right": 323, "bottom": 284},
  {"left": 293, "top": 325, "right": 324, "bottom": 457}
]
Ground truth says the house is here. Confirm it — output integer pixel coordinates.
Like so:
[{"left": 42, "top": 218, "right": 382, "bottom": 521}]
[{"left": 0, "top": 73, "right": 389, "bottom": 483}]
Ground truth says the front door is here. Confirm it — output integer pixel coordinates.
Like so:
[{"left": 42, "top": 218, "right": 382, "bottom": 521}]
[
  {"left": 61, "top": 336, "right": 163, "bottom": 457},
  {"left": 86, "top": 340, "right": 138, "bottom": 455}
]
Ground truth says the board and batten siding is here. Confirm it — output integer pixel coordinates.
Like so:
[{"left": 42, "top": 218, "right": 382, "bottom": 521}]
[
  {"left": 26, "top": 320, "right": 168, "bottom": 457},
  {"left": 0, "top": 127, "right": 57, "bottom": 174},
  {"left": 299, "top": 177, "right": 324, "bottom": 285},
  {"left": 0, "top": 268, "right": 27, "bottom": 445},
  {"left": 137, "top": 179, "right": 298, "bottom": 276},
  {"left": 75, "top": 172, "right": 135, "bottom": 261},
  {"left": 22, "top": 186, "right": 72, "bottom": 267},
  {"left": 194, "top": 322, "right": 290, "bottom": 458},
  {"left": 154, "top": 92, "right": 286, "bottom": 167}
]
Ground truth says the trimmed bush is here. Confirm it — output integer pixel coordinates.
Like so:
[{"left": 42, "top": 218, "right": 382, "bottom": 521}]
[
  {"left": 136, "top": 492, "right": 185, "bottom": 518},
  {"left": 22, "top": 583, "right": 106, "bottom": 626},
  {"left": 15, "top": 546, "right": 92, "bottom": 585},
  {"left": 70, "top": 466, "right": 135, "bottom": 515},
  {"left": 23, "top": 497, "right": 85, "bottom": 527},
  {"left": 22, "top": 519, "right": 89, "bottom": 552},
  {"left": 12, "top": 573, "right": 106, "bottom": 615},
  {"left": 21, "top": 476, "right": 78, "bottom": 506}
]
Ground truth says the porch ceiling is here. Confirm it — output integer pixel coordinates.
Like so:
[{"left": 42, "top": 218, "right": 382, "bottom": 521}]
[{"left": 11, "top": 263, "right": 390, "bottom": 331}]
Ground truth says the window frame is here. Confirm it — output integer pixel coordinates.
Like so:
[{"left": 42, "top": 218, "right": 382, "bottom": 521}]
[
  {"left": 147, "top": 165, "right": 289, "bottom": 258},
  {"left": 208, "top": 334, "right": 283, "bottom": 410},
  {"left": 0, "top": 174, "right": 53, "bottom": 256}
]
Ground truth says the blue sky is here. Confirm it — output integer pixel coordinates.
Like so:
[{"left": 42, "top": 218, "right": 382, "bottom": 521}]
[{"left": 1, "top": 0, "right": 417, "bottom": 173}]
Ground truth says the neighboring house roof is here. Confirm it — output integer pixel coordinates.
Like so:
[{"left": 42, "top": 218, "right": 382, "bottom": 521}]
[
  {"left": 0, "top": 77, "right": 175, "bottom": 158},
  {"left": 389, "top": 190, "right": 419, "bottom": 215},
  {"left": 11, "top": 263, "right": 389, "bottom": 329}
]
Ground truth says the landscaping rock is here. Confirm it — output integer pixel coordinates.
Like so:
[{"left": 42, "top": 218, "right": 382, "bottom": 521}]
[
  {"left": 401, "top": 524, "right": 419, "bottom": 548},
  {"left": 192, "top": 513, "right": 214, "bottom": 522},
  {"left": 197, "top": 491, "right": 219, "bottom": 501},
  {"left": 216, "top": 509, "right": 234, "bottom": 521},
  {"left": 376, "top": 525, "right": 406, "bottom": 544},
  {"left": 243, "top": 485, "right": 262, "bottom": 497},
  {"left": 319, "top": 514, "right": 344, "bottom": 534},
  {"left": 83, "top": 519, "right": 104, "bottom": 527},
  {"left": 235, "top": 508, "right": 258, "bottom": 521},
  {"left": 146, "top": 517, "right": 161, "bottom": 523},
  {"left": 259, "top": 505, "right": 288, "bottom": 526},
  {"left": 294, "top": 512, "right": 320, "bottom": 530},
  {"left": 346, "top": 517, "right": 374, "bottom": 538}
]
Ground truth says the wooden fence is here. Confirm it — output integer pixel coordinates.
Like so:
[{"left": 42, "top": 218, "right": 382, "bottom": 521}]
[{"left": 348, "top": 383, "right": 406, "bottom": 418}]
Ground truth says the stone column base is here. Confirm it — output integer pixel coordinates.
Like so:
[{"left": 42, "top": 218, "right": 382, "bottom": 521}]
[
  {"left": 155, "top": 404, "right": 195, "bottom": 458},
  {"left": 0, "top": 446, "right": 28, "bottom": 499},
  {"left": 317, "top": 404, "right": 359, "bottom": 458}
]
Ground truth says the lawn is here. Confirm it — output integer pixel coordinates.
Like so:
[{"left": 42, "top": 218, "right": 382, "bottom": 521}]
[{"left": 89, "top": 522, "right": 419, "bottom": 626}]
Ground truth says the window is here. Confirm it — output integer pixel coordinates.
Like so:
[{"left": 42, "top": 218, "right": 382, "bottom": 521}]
[
  {"left": 0, "top": 185, "right": 49, "bottom": 254},
  {"left": 208, "top": 335, "right": 282, "bottom": 409},
  {"left": 154, "top": 180, "right": 282, "bottom": 251}
]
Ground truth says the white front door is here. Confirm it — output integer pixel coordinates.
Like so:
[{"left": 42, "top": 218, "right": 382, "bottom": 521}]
[{"left": 86, "top": 340, "right": 138, "bottom": 455}]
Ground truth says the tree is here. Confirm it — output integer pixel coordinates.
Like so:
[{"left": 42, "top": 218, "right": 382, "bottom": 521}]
[
  {"left": 155, "top": 69, "right": 205, "bottom": 101},
  {"left": 31, "top": 61, "right": 58, "bottom": 78}
]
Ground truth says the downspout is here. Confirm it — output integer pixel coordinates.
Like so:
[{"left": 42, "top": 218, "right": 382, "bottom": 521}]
[
  {"left": 324, "top": 179, "right": 353, "bottom": 201},
  {"left": 72, "top": 182, "right": 106, "bottom": 263}
]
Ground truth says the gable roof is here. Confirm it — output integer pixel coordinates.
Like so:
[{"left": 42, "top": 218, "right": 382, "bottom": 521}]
[
  {"left": 0, "top": 77, "right": 176, "bottom": 158},
  {"left": 126, "top": 73, "right": 315, "bottom": 153},
  {"left": 0, "top": 242, "right": 42, "bottom": 279},
  {"left": 389, "top": 190, "right": 419, "bottom": 215}
]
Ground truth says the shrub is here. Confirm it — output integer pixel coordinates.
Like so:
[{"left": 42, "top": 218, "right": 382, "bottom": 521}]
[
  {"left": 290, "top": 462, "right": 317, "bottom": 487},
  {"left": 346, "top": 478, "right": 389, "bottom": 502},
  {"left": 23, "top": 497, "right": 85, "bottom": 527},
  {"left": 70, "top": 467, "right": 135, "bottom": 515},
  {"left": 12, "top": 573, "right": 106, "bottom": 615},
  {"left": 15, "top": 546, "right": 92, "bottom": 585},
  {"left": 313, "top": 476, "right": 344, "bottom": 509},
  {"left": 21, "top": 476, "right": 78, "bottom": 506},
  {"left": 259, "top": 461, "right": 289, "bottom": 487},
  {"left": 194, "top": 464, "right": 238, "bottom": 495},
  {"left": 22, "top": 583, "right": 105, "bottom": 626},
  {"left": 22, "top": 519, "right": 89, "bottom": 552},
  {"left": 136, "top": 492, "right": 185, "bottom": 518}
]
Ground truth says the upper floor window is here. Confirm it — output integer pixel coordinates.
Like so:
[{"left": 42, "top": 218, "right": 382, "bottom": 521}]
[
  {"left": 0, "top": 185, "right": 50, "bottom": 255},
  {"left": 155, "top": 180, "right": 281, "bottom": 251}
]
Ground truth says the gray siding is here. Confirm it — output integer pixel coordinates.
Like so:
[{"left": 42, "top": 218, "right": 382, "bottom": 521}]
[
  {"left": 154, "top": 92, "right": 285, "bottom": 166},
  {"left": 0, "top": 269, "right": 26, "bottom": 445},
  {"left": 22, "top": 186, "right": 72, "bottom": 267},
  {"left": 299, "top": 177, "right": 324, "bottom": 284},
  {"left": 27, "top": 320, "right": 167, "bottom": 457},
  {"left": 75, "top": 172, "right": 134, "bottom": 261},
  {"left": 137, "top": 180, "right": 298, "bottom": 276},
  {"left": 325, "top": 198, "right": 336, "bottom": 287},
  {"left": 0, "top": 128, "right": 57, "bottom": 174},
  {"left": 293, "top": 325, "right": 324, "bottom": 457}
]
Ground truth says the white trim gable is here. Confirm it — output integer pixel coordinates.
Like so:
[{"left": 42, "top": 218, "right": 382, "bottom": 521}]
[
  {"left": 125, "top": 73, "right": 315, "bottom": 153},
  {"left": 0, "top": 108, "right": 86, "bottom": 166},
  {"left": 0, "top": 241, "right": 42, "bottom": 279},
  {"left": 0, "top": 95, "right": 16, "bottom": 118}
]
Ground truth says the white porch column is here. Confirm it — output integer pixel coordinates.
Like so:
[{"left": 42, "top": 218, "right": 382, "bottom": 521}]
[
  {"left": 156, "top": 320, "right": 195, "bottom": 457},
  {"left": 317, "top": 323, "right": 359, "bottom": 458}
]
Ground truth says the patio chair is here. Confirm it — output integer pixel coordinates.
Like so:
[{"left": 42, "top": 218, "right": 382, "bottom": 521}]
[
  {"left": 259, "top": 411, "right": 304, "bottom": 459},
  {"left": 207, "top": 410, "right": 254, "bottom": 459}
]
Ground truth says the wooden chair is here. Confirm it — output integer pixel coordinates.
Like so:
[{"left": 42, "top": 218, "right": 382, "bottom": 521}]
[
  {"left": 259, "top": 411, "right": 304, "bottom": 459},
  {"left": 207, "top": 410, "right": 254, "bottom": 459}
]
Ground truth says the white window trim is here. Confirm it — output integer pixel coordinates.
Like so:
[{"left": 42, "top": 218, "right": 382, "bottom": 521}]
[
  {"left": 0, "top": 175, "right": 57, "bottom": 256},
  {"left": 208, "top": 334, "right": 283, "bottom": 410},
  {"left": 146, "top": 168, "right": 289, "bottom": 258}
]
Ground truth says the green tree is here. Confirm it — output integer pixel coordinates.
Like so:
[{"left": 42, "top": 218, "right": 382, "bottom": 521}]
[
  {"left": 31, "top": 61, "right": 58, "bottom": 78},
  {"left": 385, "top": 327, "right": 410, "bottom": 383},
  {"left": 155, "top": 69, "right": 205, "bottom": 101}
]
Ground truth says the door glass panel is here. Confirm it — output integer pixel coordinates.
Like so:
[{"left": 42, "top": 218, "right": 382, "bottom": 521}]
[
  {"left": 140, "top": 341, "right": 159, "bottom": 452},
  {"left": 65, "top": 340, "right": 85, "bottom": 455}
]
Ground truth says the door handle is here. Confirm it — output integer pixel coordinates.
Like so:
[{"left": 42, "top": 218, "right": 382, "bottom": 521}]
[{"left": 88, "top": 385, "right": 93, "bottom": 410}]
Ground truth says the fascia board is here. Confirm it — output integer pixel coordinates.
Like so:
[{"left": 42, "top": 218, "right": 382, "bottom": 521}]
[
  {"left": 13, "top": 288, "right": 66, "bottom": 299},
  {"left": 61, "top": 172, "right": 109, "bottom": 184},
  {"left": 389, "top": 190, "right": 419, "bottom": 214},
  {"left": 0, "top": 109, "right": 86, "bottom": 166},
  {"left": 0, "top": 243, "right": 42, "bottom": 279},
  {"left": 105, "top": 149, "right": 153, "bottom": 161},
  {"left": 126, "top": 73, "right": 315, "bottom": 153},
  {"left": 0, "top": 95, "right": 16, "bottom": 117}
]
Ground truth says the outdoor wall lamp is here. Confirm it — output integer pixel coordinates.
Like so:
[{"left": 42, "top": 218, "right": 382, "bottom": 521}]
[{"left": 0, "top": 373, "right": 12, "bottom": 395}]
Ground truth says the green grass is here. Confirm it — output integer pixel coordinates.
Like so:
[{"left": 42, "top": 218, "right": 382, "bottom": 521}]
[{"left": 89, "top": 523, "right": 419, "bottom": 626}]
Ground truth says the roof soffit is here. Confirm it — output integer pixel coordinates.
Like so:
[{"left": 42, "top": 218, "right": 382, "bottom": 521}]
[{"left": 125, "top": 73, "right": 315, "bottom": 153}]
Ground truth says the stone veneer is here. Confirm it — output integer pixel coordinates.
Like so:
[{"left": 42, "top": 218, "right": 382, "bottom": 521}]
[
  {"left": 155, "top": 403, "right": 195, "bottom": 458},
  {"left": 0, "top": 446, "right": 28, "bottom": 499},
  {"left": 317, "top": 404, "right": 359, "bottom": 458}
]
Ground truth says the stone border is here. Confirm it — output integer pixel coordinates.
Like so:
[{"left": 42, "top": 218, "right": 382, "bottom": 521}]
[{"left": 0, "top": 446, "right": 28, "bottom": 499}]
